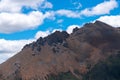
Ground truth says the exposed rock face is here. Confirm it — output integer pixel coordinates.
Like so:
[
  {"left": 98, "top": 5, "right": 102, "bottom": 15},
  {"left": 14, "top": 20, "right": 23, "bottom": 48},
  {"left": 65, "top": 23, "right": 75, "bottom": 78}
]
[
  {"left": 0, "top": 21, "right": 120, "bottom": 80},
  {"left": 45, "top": 31, "right": 69, "bottom": 45}
]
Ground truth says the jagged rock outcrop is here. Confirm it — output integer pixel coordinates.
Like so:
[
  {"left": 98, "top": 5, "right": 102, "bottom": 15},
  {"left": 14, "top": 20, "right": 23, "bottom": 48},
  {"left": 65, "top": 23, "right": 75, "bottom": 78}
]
[{"left": 0, "top": 21, "right": 120, "bottom": 80}]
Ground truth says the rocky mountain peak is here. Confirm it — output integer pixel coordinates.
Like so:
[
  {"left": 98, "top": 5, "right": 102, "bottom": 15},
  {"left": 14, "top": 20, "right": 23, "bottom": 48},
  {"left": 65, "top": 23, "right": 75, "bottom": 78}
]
[
  {"left": 0, "top": 21, "right": 120, "bottom": 80},
  {"left": 45, "top": 31, "right": 69, "bottom": 45},
  {"left": 23, "top": 31, "right": 69, "bottom": 54}
]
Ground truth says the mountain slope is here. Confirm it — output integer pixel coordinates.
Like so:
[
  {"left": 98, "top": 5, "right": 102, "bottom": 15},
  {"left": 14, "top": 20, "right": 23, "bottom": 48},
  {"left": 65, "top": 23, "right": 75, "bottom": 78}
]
[
  {"left": 0, "top": 21, "right": 120, "bottom": 80},
  {"left": 83, "top": 51, "right": 120, "bottom": 80}
]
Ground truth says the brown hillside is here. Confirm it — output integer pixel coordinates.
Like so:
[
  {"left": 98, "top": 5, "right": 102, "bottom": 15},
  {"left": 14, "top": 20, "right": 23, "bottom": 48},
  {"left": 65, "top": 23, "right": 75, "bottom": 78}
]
[{"left": 0, "top": 21, "right": 120, "bottom": 80}]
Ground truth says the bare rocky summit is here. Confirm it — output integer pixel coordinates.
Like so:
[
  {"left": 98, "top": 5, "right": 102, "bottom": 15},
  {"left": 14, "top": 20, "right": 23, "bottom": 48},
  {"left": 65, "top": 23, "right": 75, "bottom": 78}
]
[{"left": 0, "top": 21, "right": 120, "bottom": 80}]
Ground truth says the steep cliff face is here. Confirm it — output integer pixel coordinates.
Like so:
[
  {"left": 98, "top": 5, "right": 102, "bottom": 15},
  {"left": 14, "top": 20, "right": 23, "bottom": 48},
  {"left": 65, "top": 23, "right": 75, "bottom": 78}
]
[{"left": 0, "top": 21, "right": 120, "bottom": 80}]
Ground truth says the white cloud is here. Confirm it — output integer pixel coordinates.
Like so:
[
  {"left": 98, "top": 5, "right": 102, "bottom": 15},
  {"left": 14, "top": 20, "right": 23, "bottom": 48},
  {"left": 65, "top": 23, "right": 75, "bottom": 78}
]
[
  {"left": 0, "top": 0, "right": 53, "bottom": 12},
  {"left": 54, "top": 0, "right": 118, "bottom": 18},
  {"left": 97, "top": 15, "right": 120, "bottom": 27},
  {"left": 0, "top": 11, "right": 43, "bottom": 33},
  {"left": 56, "top": 9, "right": 80, "bottom": 18},
  {"left": 44, "top": 11, "right": 55, "bottom": 20},
  {"left": 0, "top": 39, "right": 34, "bottom": 63},
  {"left": 35, "top": 29, "right": 63, "bottom": 39},
  {"left": 42, "top": 1, "right": 53, "bottom": 9},
  {"left": 57, "top": 19, "right": 64, "bottom": 24},
  {"left": 35, "top": 31, "right": 50, "bottom": 39},
  {"left": 73, "top": 2, "right": 82, "bottom": 9},
  {"left": 0, "top": 11, "right": 55, "bottom": 34},
  {"left": 0, "top": 0, "right": 54, "bottom": 34},
  {"left": 52, "top": 29, "right": 62, "bottom": 33},
  {"left": 0, "top": 53, "right": 15, "bottom": 64},
  {"left": 80, "top": 0, "right": 118, "bottom": 16},
  {"left": 35, "top": 25, "right": 80, "bottom": 40},
  {"left": 66, "top": 25, "right": 80, "bottom": 34}
]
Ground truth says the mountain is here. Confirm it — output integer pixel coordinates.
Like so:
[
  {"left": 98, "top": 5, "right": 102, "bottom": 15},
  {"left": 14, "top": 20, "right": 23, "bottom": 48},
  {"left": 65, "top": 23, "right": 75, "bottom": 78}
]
[
  {"left": 83, "top": 51, "right": 120, "bottom": 80},
  {"left": 0, "top": 21, "right": 120, "bottom": 80}
]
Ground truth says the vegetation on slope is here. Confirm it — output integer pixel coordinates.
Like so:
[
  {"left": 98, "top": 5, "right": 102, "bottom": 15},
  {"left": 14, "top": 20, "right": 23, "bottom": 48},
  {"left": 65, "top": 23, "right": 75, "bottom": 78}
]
[{"left": 83, "top": 51, "right": 120, "bottom": 80}]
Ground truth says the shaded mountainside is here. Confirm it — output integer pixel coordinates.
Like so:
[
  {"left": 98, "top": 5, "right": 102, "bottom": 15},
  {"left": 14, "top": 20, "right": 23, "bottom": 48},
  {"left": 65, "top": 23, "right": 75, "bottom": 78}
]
[
  {"left": 0, "top": 21, "right": 120, "bottom": 80},
  {"left": 83, "top": 51, "right": 120, "bottom": 80}
]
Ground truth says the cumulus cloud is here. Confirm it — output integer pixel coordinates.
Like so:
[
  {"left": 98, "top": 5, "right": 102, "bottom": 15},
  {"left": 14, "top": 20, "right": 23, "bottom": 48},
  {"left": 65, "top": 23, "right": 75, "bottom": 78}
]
[
  {"left": 35, "top": 29, "right": 62, "bottom": 39},
  {"left": 0, "top": 0, "right": 53, "bottom": 12},
  {"left": 42, "top": 1, "right": 53, "bottom": 9},
  {"left": 80, "top": 0, "right": 118, "bottom": 16},
  {"left": 73, "top": 2, "right": 82, "bottom": 9},
  {"left": 0, "top": 11, "right": 55, "bottom": 34},
  {"left": 56, "top": 9, "right": 80, "bottom": 18},
  {"left": 0, "top": 53, "right": 14, "bottom": 64},
  {"left": 55, "top": 0, "right": 118, "bottom": 18},
  {"left": 0, "top": 0, "right": 55, "bottom": 34},
  {"left": 57, "top": 19, "right": 64, "bottom": 24},
  {"left": 66, "top": 25, "right": 80, "bottom": 34},
  {"left": 52, "top": 29, "right": 62, "bottom": 33},
  {"left": 97, "top": 15, "right": 120, "bottom": 27},
  {"left": 35, "top": 31, "right": 50, "bottom": 39},
  {"left": 44, "top": 11, "right": 55, "bottom": 20},
  {"left": 35, "top": 25, "right": 81, "bottom": 39},
  {"left": 0, "top": 11, "right": 43, "bottom": 33},
  {"left": 0, "top": 39, "right": 34, "bottom": 63}
]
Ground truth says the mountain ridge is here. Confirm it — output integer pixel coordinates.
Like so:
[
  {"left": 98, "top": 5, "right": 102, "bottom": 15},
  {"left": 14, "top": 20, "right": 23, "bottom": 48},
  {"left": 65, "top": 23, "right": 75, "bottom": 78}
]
[{"left": 0, "top": 20, "right": 120, "bottom": 80}]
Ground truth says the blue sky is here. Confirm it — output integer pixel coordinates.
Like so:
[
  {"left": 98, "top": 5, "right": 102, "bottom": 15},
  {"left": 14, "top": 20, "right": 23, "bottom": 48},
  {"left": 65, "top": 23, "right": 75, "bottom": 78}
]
[{"left": 0, "top": 0, "right": 120, "bottom": 63}]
